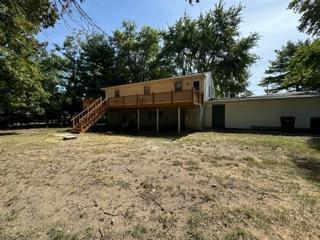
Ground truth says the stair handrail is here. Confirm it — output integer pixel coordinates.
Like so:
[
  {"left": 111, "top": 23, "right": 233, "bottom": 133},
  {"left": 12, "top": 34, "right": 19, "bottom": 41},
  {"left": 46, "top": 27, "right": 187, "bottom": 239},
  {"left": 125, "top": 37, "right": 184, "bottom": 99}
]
[
  {"left": 77, "top": 98, "right": 110, "bottom": 132},
  {"left": 78, "top": 97, "right": 109, "bottom": 125},
  {"left": 71, "top": 97, "right": 102, "bottom": 127}
]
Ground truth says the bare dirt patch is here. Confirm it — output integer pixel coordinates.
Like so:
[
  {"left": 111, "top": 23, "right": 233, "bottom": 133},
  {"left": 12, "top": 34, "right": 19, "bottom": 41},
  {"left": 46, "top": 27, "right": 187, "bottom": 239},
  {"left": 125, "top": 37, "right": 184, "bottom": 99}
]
[{"left": 0, "top": 129, "right": 320, "bottom": 239}]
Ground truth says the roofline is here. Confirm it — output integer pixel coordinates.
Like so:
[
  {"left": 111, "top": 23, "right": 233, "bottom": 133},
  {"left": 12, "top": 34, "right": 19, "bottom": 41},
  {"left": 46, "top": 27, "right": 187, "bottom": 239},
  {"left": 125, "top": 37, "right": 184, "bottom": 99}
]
[
  {"left": 208, "top": 94, "right": 320, "bottom": 103},
  {"left": 100, "top": 72, "right": 207, "bottom": 90}
]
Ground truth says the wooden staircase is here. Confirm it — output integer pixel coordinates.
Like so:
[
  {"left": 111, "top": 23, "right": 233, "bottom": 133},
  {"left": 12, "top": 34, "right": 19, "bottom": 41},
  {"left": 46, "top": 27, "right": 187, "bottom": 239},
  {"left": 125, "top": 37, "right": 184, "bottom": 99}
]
[{"left": 71, "top": 97, "right": 109, "bottom": 133}]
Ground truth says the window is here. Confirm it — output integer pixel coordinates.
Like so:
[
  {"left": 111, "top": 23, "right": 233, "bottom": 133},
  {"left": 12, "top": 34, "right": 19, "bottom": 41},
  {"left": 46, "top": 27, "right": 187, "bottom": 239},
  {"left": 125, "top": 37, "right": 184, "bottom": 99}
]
[
  {"left": 193, "top": 81, "right": 200, "bottom": 91},
  {"left": 115, "top": 90, "right": 120, "bottom": 97},
  {"left": 144, "top": 86, "right": 150, "bottom": 95},
  {"left": 174, "top": 82, "right": 183, "bottom": 91}
]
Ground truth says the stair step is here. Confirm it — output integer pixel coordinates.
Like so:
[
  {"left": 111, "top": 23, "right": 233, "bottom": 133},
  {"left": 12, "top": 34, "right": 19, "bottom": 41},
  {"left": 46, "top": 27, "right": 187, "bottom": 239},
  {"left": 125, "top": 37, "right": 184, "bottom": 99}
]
[{"left": 71, "top": 103, "right": 109, "bottom": 133}]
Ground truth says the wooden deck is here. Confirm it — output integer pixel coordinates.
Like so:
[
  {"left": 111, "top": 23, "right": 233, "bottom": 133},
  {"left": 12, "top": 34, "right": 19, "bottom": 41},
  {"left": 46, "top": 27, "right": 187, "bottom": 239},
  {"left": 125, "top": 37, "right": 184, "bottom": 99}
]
[
  {"left": 107, "top": 89, "right": 203, "bottom": 109},
  {"left": 73, "top": 90, "right": 203, "bottom": 133}
]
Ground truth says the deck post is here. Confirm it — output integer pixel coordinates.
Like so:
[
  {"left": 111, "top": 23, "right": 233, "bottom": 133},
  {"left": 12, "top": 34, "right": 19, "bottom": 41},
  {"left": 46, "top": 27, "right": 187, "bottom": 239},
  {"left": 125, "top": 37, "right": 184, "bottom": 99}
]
[
  {"left": 156, "top": 108, "right": 159, "bottom": 133},
  {"left": 178, "top": 107, "right": 181, "bottom": 134},
  {"left": 192, "top": 88, "right": 195, "bottom": 104},
  {"left": 171, "top": 90, "right": 173, "bottom": 103},
  {"left": 137, "top": 108, "right": 140, "bottom": 132}
]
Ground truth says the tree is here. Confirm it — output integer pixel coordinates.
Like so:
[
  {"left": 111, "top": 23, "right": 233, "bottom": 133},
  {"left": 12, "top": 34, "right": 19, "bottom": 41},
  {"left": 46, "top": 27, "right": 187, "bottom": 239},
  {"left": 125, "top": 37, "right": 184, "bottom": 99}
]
[
  {"left": 0, "top": 1, "right": 53, "bottom": 126},
  {"left": 289, "top": 0, "right": 320, "bottom": 36},
  {"left": 0, "top": 0, "right": 89, "bottom": 127},
  {"left": 262, "top": 0, "right": 320, "bottom": 94},
  {"left": 80, "top": 33, "right": 116, "bottom": 97},
  {"left": 110, "top": 21, "right": 171, "bottom": 84},
  {"left": 260, "top": 41, "right": 308, "bottom": 93},
  {"left": 286, "top": 39, "right": 320, "bottom": 92},
  {"left": 161, "top": 1, "right": 259, "bottom": 97},
  {"left": 39, "top": 44, "right": 72, "bottom": 123},
  {"left": 160, "top": 14, "right": 198, "bottom": 75},
  {"left": 54, "top": 33, "right": 86, "bottom": 117}
]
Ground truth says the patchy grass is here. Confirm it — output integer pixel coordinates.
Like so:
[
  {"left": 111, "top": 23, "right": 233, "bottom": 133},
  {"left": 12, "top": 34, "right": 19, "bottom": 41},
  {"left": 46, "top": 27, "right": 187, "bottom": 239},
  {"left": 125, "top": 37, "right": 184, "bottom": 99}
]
[{"left": 0, "top": 128, "right": 320, "bottom": 239}]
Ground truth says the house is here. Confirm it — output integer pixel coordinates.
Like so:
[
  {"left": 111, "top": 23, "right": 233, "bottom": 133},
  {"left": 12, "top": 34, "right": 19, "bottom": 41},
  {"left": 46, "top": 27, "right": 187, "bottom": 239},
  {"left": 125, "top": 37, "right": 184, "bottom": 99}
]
[
  {"left": 71, "top": 72, "right": 320, "bottom": 133},
  {"left": 71, "top": 72, "right": 214, "bottom": 133}
]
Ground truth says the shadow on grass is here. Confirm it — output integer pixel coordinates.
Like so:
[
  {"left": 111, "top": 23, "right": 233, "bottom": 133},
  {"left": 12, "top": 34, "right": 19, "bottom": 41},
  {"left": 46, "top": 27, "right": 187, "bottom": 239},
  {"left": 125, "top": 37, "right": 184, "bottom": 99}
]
[
  {"left": 89, "top": 125, "right": 191, "bottom": 140},
  {"left": 0, "top": 132, "right": 20, "bottom": 136},
  {"left": 207, "top": 128, "right": 318, "bottom": 137},
  {"left": 298, "top": 137, "right": 320, "bottom": 184},
  {"left": 56, "top": 129, "right": 73, "bottom": 133},
  {"left": 307, "top": 137, "right": 320, "bottom": 152},
  {"left": 291, "top": 155, "right": 320, "bottom": 184}
]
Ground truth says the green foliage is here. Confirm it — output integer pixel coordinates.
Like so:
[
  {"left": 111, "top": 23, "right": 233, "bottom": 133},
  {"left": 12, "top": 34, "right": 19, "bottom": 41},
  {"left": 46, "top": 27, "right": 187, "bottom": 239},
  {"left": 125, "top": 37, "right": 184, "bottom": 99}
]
[
  {"left": 0, "top": 1, "right": 59, "bottom": 126},
  {"left": 261, "top": 40, "right": 320, "bottom": 93},
  {"left": 286, "top": 39, "right": 320, "bottom": 92},
  {"left": 289, "top": 0, "right": 320, "bottom": 36},
  {"left": 161, "top": 1, "right": 259, "bottom": 97},
  {"left": 80, "top": 33, "right": 115, "bottom": 97},
  {"left": 52, "top": 33, "right": 85, "bottom": 116},
  {"left": 0, "top": 0, "right": 85, "bottom": 126},
  {"left": 263, "top": 0, "right": 320, "bottom": 94},
  {"left": 260, "top": 41, "right": 308, "bottom": 93},
  {"left": 110, "top": 21, "right": 172, "bottom": 84}
]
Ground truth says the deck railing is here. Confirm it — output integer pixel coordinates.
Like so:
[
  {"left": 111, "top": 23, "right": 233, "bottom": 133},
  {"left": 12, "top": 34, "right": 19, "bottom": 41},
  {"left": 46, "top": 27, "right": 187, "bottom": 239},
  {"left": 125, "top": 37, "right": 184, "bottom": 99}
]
[{"left": 108, "top": 89, "right": 203, "bottom": 108}]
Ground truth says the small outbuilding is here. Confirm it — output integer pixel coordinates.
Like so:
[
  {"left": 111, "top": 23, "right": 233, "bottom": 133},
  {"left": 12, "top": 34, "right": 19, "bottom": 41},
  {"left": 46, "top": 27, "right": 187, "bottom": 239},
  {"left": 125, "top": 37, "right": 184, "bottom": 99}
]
[{"left": 205, "top": 92, "right": 320, "bottom": 131}]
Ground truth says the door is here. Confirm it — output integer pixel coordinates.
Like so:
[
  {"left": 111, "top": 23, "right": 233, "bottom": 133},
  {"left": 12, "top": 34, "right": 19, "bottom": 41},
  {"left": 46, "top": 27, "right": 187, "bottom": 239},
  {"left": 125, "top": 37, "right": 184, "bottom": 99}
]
[
  {"left": 193, "top": 81, "right": 200, "bottom": 91},
  {"left": 212, "top": 104, "right": 225, "bottom": 129}
]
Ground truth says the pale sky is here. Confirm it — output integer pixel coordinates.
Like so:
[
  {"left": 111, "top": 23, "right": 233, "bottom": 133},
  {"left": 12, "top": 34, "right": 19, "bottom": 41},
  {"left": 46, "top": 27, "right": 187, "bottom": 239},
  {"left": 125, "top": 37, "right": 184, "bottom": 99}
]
[{"left": 38, "top": 0, "right": 309, "bottom": 95}]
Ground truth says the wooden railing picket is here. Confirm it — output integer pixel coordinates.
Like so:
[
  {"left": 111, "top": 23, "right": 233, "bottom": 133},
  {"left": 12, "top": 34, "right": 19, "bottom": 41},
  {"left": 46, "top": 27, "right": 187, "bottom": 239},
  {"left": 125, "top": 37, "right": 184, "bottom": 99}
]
[
  {"left": 192, "top": 89, "right": 194, "bottom": 104},
  {"left": 171, "top": 90, "right": 173, "bottom": 103}
]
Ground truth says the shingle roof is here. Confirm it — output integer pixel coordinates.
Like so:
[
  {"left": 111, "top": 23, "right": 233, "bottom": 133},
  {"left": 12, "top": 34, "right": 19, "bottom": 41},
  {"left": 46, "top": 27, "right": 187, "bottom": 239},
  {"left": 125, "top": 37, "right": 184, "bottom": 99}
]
[
  {"left": 209, "top": 91, "right": 320, "bottom": 103},
  {"left": 100, "top": 72, "right": 206, "bottom": 90}
]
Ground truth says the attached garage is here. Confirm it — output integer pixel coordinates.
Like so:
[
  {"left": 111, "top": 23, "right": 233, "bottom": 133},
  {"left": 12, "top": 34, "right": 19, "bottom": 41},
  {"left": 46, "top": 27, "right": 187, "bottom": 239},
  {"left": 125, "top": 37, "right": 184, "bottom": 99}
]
[{"left": 204, "top": 93, "right": 320, "bottom": 130}]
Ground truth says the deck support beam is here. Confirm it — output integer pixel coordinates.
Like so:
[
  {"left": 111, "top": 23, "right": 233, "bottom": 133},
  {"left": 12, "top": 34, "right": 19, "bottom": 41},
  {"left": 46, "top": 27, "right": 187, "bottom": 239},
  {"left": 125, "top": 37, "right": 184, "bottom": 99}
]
[
  {"left": 137, "top": 109, "right": 140, "bottom": 131},
  {"left": 178, "top": 107, "right": 181, "bottom": 134},
  {"left": 156, "top": 108, "right": 159, "bottom": 133}
]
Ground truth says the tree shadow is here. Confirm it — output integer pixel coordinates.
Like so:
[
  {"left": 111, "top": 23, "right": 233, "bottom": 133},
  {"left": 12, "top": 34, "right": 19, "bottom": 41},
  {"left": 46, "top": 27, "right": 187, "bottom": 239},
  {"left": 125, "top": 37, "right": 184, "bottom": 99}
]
[
  {"left": 307, "top": 137, "right": 320, "bottom": 152},
  {"left": 89, "top": 125, "right": 192, "bottom": 141},
  {"left": 207, "top": 128, "right": 318, "bottom": 137},
  {"left": 56, "top": 129, "right": 73, "bottom": 133},
  {"left": 295, "top": 137, "right": 320, "bottom": 185},
  {"left": 0, "top": 132, "right": 20, "bottom": 136},
  {"left": 291, "top": 155, "right": 320, "bottom": 184}
]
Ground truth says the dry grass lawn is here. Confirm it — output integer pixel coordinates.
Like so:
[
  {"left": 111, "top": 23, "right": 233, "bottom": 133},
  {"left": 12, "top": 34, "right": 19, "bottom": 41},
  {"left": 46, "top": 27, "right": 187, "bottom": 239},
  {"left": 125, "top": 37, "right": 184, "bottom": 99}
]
[{"left": 0, "top": 128, "right": 320, "bottom": 240}]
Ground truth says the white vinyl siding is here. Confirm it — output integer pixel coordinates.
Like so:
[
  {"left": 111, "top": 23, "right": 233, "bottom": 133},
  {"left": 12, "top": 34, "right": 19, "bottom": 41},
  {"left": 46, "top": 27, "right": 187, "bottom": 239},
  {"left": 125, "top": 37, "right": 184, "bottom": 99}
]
[{"left": 205, "top": 97, "right": 320, "bottom": 129}]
